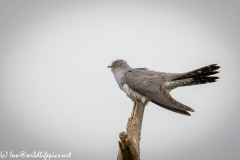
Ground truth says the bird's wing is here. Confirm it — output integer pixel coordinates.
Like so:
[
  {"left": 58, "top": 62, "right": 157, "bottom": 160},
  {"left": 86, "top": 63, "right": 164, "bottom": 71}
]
[{"left": 124, "top": 69, "right": 194, "bottom": 115}]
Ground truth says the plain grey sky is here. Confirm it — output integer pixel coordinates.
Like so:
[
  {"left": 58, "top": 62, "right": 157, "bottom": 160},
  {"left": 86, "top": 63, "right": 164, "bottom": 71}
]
[{"left": 0, "top": 0, "right": 240, "bottom": 160}]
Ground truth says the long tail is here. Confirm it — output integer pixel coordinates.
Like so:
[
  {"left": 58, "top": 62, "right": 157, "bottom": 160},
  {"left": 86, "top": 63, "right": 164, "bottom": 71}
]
[
  {"left": 164, "top": 64, "right": 220, "bottom": 89},
  {"left": 173, "top": 64, "right": 220, "bottom": 82}
]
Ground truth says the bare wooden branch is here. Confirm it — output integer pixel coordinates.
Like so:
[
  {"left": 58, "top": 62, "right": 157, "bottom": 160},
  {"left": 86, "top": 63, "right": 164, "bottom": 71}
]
[{"left": 117, "top": 101, "right": 145, "bottom": 160}]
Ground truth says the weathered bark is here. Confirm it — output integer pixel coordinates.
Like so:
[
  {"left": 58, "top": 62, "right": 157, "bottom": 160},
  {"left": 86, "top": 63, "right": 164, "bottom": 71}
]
[{"left": 117, "top": 101, "right": 145, "bottom": 160}]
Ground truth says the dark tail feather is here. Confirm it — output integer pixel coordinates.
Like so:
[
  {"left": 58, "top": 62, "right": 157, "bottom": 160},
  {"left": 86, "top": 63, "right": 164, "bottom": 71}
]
[
  {"left": 172, "top": 64, "right": 220, "bottom": 80},
  {"left": 151, "top": 100, "right": 191, "bottom": 116},
  {"left": 172, "top": 64, "right": 220, "bottom": 86}
]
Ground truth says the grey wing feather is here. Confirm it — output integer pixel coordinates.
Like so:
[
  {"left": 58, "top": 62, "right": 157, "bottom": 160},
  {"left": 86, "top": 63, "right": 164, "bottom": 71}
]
[
  {"left": 124, "top": 69, "right": 194, "bottom": 114},
  {"left": 124, "top": 69, "right": 165, "bottom": 93},
  {"left": 158, "top": 72, "right": 180, "bottom": 81}
]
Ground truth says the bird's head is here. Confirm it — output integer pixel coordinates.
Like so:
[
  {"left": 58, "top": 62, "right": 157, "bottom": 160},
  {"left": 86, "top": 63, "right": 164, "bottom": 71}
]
[{"left": 107, "top": 59, "right": 130, "bottom": 72}]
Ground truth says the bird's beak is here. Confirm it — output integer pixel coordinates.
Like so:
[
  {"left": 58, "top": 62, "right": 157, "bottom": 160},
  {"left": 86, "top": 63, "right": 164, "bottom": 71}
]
[{"left": 107, "top": 65, "right": 112, "bottom": 68}]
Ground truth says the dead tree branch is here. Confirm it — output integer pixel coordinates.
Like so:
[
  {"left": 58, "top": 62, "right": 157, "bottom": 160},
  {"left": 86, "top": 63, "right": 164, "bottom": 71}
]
[{"left": 117, "top": 101, "right": 145, "bottom": 160}]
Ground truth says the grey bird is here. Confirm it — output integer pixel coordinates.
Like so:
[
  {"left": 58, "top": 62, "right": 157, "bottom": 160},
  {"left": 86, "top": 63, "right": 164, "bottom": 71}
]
[{"left": 108, "top": 59, "right": 220, "bottom": 116}]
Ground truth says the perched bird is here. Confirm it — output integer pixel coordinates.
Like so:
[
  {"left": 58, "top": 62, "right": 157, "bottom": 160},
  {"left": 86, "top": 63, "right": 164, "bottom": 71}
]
[{"left": 108, "top": 59, "right": 220, "bottom": 116}]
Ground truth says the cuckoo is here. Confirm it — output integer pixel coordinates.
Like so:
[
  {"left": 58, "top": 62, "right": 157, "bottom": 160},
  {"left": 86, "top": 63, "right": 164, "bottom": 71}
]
[{"left": 108, "top": 59, "right": 220, "bottom": 116}]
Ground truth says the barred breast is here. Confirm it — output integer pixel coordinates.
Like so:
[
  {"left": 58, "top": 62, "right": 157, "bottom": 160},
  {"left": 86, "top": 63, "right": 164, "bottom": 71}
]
[{"left": 122, "top": 84, "right": 148, "bottom": 104}]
